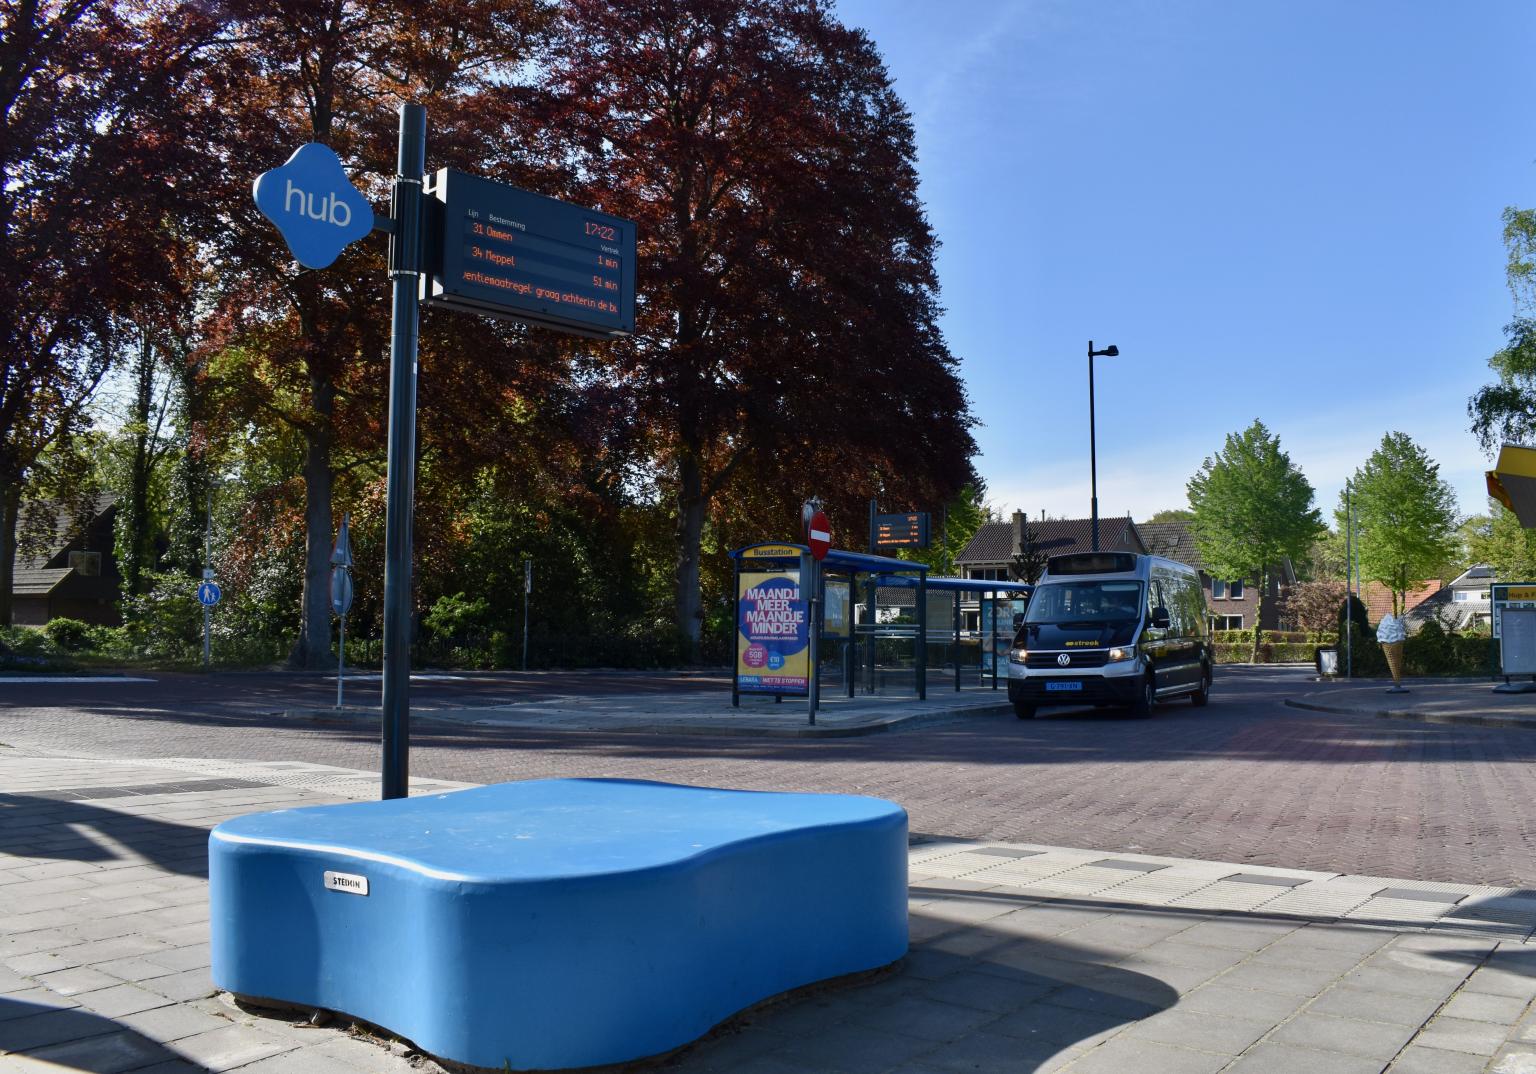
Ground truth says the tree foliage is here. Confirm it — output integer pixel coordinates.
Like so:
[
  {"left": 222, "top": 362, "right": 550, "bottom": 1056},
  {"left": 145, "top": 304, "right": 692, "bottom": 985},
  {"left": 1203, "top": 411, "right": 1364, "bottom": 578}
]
[
  {"left": 1278, "top": 580, "right": 1347, "bottom": 633},
  {"left": 1464, "top": 499, "right": 1536, "bottom": 581},
  {"left": 1187, "top": 420, "right": 1322, "bottom": 660},
  {"left": 517, "top": 0, "right": 976, "bottom": 654},
  {"left": 1345, "top": 432, "right": 1459, "bottom": 617}
]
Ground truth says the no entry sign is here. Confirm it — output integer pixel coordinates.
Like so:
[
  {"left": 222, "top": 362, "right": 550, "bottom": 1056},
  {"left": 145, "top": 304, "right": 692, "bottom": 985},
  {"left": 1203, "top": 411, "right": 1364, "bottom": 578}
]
[{"left": 807, "top": 511, "right": 831, "bottom": 561}]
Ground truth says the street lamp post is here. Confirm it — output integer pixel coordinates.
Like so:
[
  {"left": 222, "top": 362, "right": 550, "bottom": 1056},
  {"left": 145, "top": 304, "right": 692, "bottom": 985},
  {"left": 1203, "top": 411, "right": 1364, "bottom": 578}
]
[{"left": 1087, "top": 340, "right": 1119, "bottom": 552}]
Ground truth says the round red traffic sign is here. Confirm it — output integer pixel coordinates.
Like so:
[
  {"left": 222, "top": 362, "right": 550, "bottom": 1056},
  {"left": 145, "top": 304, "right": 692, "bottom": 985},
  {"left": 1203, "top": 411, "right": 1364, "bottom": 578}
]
[{"left": 807, "top": 510, "right": 831, "bottom": 561}]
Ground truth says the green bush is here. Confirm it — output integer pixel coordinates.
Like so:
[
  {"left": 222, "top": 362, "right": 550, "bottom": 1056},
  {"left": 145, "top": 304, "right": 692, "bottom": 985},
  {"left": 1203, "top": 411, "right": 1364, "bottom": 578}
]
[
  {"left": 121, "top": 571, "right": 202, "bottom": 661},
  {"left": 43, "top": 618, "right": 94, "bottom": 652},
  {"left": 0, "top": 626, "right": 55, "bottom": 659}
]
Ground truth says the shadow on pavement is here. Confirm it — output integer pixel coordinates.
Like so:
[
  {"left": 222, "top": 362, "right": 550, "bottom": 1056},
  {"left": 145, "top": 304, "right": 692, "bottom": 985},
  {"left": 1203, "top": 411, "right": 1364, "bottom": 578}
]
[
  {"left": 674, "top": 908, "right": 1181, "bottom": 1072},
  {"left": 0, "top": 995, "right": 209, "bottom": 1071},
  {"left": 0, "top": 792, "right": 211, "bottom": 877}
]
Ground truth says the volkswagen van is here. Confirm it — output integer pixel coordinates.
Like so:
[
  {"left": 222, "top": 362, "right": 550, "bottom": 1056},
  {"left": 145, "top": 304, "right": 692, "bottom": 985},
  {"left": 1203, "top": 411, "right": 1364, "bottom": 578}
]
[{"left": 1006, "top": 552, "right": 1211, "bottom": 719}]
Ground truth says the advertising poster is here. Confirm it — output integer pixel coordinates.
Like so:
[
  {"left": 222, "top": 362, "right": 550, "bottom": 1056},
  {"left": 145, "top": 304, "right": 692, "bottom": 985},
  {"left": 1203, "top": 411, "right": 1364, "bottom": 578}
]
[
  {"left": 737, "top": 571, "right": 809, "bottom": 694},
  {"left": 824, "top": 580, "right": 851, "bottom": 638},
  {"left": 1492, "top": 584, "right": 1536, "bottom": 638},
  {"left": 981, "top": 598, "right": 1030, "bottom": 673}
]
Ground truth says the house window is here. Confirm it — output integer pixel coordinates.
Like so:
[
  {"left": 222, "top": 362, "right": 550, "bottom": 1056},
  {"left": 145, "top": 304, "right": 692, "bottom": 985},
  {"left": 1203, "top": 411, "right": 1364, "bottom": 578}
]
[
  {"left": 1214, "top": 614, "right": 1244, "bottom": 630},
  {"left": 967, "top": 568, "right": 1006, "bottom": 581},
  {"left": 1211, "top": 579, "right": 1243, "bottom": 600},
  {"left": 68, "top": 551, "right": 101, "bottom": 577},
  {"left": 1229, "top": 579, "right": 1244, "bottom": 599}
]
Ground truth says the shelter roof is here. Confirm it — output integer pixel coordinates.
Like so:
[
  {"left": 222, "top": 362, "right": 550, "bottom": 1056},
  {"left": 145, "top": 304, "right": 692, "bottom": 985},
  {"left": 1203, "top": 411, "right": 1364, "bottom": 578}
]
[{"left": 955, "top": 516, "right": 1144, "bottom": 566}]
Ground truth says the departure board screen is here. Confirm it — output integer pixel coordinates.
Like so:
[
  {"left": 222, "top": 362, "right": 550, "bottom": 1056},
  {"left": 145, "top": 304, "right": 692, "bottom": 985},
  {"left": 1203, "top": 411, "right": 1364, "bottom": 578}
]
[
  {"left": 423, "top": 169, "right": 636, "bottom": 338},
  {"left": 873, "top": 512, "right": 930, "bottom": 549}
]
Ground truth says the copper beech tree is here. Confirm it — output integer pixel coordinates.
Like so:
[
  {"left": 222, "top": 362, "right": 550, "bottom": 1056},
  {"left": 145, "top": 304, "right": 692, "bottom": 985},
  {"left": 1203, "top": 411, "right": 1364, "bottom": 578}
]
[{"left": 519, "top": 0, "right": 976, "bottom": 655}]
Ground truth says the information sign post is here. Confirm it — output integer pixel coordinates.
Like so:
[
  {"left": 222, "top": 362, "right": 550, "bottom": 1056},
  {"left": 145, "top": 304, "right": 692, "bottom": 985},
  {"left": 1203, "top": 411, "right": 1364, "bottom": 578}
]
[{"left": 255, "top": 106, "right": 635, "bottom": 800}]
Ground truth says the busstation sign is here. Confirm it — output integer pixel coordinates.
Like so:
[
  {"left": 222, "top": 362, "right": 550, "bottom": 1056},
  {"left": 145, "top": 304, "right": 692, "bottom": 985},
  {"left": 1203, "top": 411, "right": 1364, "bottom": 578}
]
[{"left": 424, "top": 169, "right": 636, "bottom": 338}]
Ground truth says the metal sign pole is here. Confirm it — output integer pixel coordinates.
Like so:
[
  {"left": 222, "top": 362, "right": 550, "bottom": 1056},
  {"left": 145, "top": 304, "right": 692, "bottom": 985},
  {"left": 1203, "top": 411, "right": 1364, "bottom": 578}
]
[
  {"left": 522, "top": 558, "right": 531, "bottom": 672},
  {"left": 337, "top": 613, "right": 346, "bottom": 710},
  {"left": 380, "top": 103, "right": 426, "bottom": 801},
  {"left": 203, "top": 491, "right": 212, "bottom": 669},
  {"left": 804, "top": 553, "right": 819, "bottom": 725}
]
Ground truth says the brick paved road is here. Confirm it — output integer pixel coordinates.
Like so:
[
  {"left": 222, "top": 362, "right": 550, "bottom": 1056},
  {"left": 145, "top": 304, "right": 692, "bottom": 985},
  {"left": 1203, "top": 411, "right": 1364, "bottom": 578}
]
[{"left": 3, "top": 666, "right": 1536, "bottom": 886}]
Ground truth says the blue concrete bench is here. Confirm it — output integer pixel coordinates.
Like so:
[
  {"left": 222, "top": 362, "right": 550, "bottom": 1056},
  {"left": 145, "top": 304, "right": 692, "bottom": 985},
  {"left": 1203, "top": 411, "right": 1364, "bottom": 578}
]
[{"left": 209, "top": 778, "right": 907, "bottom": 1071}]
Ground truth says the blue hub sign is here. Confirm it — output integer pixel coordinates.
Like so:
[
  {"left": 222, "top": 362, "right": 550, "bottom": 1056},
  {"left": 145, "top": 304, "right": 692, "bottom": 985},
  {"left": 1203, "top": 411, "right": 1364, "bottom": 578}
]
[{"left": 253, "top": 144, "right": 374, "bottom": 269}]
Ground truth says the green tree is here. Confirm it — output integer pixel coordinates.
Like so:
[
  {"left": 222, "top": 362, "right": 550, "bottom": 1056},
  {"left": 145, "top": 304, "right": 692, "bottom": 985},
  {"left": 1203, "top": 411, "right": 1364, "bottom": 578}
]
[
  {"left": 1145, "top": 508, "right": 1194, "bottom": 523},
  {"left": 1465, "top": 499, "right": 1536, "bottom": 580},
  {"left": 1346, "top": 432, "right": 1459, "bottom": 617},
  {"left": 1187, "top": 421, "right": 1323, "bottom": 662},
  {"left": 1468, "top": 318, "right": 1536, "bottom": 454}
]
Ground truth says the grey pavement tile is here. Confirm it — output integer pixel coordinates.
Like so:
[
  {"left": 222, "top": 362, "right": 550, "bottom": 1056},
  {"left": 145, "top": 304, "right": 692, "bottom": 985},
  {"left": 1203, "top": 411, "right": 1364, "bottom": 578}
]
[
  {"left": 1175, "top": 920, "right": 1301, "bottom": 951},
  {"left": 1091, "top": 859, "right": 1170, "bottom": 872},
  {"left": 1222, "top": 1043, "right": 1385, "bottom": 1074},
  {"left": 1267, "top": 1011, "right": 1417, "bottom": 1060},
  {"left": 32, "top": 965, "right": 122, "bottom": 996},
  {"left": 1250, "top": 943, "right": 1373, "bottom": 974},
  {"left": 0, "top": 1007, "right": 120, "bottom": 1051},
  {"left": 1226, "top": 874, "right": 1309, "bottom": 887},
  {"left": 766, "top": 1021, "right": 933, "bottom": 1074},
  {"left": 74, "top": 982, "right": 175, "bottom": 1018},
  {"left": 1123, "top": 1008, "right": 1276, "bottom": 1054},
  {"left": 3, "top": 949, "right": 84, "bottom": 976},
  {"left": 921, "top": 926, "right": 1014, "bottom": 958},
  {"left": 1060, "top": 1037, "right": 1230, "bottom": 1074},
  {"left": 1441, "top": 989, "right": 1531, "bottom": 1024},
  {"left": 1341, "top": 965, "right": 1467, "bottom": 999},
  {"left": 1470, "top": 966, "right": 1536, "bottom": 1000},
  {"left": 916, "top": 968, "right": 1054, "bottom": 1013},
  {"left": 900, "top": 947, "right": 973, "bottom": 981},
  {"left": 1123, "top": 940, "right": 1252, "bottom": 973},
  {"left": 985, "top": 1001, "right": 1136, "bottom": 1048},
  {"left": 20, "top": 1028, "right": 184, "bottom": 1073},
  {"left": 1377, "top": 887, "right": 1467, "bottom": 903},
  {"left": 1179, "top": 982, "right": 1309, "bottom": 1023},
  {"left": 1387, "top": 1044, "right": 1491, "bottom": 1074},
  {"left": 115, "top": 1000, "right": 232, "bottom": 1042},
  {"left": 129, "top": 1058, "right": 215, "bottom": 1074},
  {"left": 0, "top": 966, "right": 30, "bottom": 993},
  {"left": 161, "top": 1022, "right": 294, "bottom": 1071},
  {"left": 1214, "top": 962, "right": 1342, "bottom": 997},
  {"left": 1413, "top": 1014, "right": 1511, "bottom": 1056},
  {"left": 846, "top": 995, "right": 993, "bottom": 1043},
  {"left": 0, "top": 989, "right": 77, "bottom": 1018},
  {"left": 1305, "top": 984, "right": 1446, "bottom": 1026},
  {"left": 1490, "top": 1045, "right": 1536, "bottom": 1074},
  {"left": 915, "top": 1030, "right": 1069, "bottom": 1072},
  {"left": 140, "top": 968, "right": 216, "bottom": 1002},
  {"left": 307, "top": 1034, "right": 438, "bottom": 1072},
  {"left": 93, "top": 955, "right": 180, "bottom": 982}
]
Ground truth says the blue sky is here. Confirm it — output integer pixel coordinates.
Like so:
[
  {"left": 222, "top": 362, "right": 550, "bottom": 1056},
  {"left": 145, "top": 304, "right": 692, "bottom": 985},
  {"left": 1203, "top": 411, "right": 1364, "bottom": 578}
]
[{"left": 835, "top": 0, "right": 1536, "bottom": 525}]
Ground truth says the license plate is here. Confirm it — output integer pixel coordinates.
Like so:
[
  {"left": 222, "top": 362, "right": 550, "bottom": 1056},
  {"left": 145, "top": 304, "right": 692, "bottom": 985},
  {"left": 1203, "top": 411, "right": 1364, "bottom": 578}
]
[{"left": 1045, "top": 681, "right": 1082, "bottom": 692}]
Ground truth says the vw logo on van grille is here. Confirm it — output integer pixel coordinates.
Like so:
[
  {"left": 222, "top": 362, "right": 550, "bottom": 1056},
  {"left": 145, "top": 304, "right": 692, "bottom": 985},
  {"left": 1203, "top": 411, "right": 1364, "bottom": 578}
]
[{"left": 1057, "top": 653, "right": 1071, "bottom": 666}]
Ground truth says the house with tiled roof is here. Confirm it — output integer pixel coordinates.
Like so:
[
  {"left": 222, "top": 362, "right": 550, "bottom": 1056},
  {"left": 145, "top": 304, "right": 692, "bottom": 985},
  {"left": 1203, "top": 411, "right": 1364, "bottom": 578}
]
[
  {"left": 10, "top": 495, "right": 122, "bottom": 626},
  {"left": 954, "top": 512, "right": 1146, "bottom": 583},
  {"left": 1406, "top": 566, "right": 1494, "bottom": 631},
  {"left": 1138, "top": 519, "right": 1294, "bottom": 632}
]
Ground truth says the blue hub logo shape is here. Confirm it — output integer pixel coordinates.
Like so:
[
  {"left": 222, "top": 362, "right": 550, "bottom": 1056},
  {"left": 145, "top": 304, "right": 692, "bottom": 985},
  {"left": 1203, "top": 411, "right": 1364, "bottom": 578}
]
[{"left": 253, "top": 143, "right": 375, "bottom": 269}]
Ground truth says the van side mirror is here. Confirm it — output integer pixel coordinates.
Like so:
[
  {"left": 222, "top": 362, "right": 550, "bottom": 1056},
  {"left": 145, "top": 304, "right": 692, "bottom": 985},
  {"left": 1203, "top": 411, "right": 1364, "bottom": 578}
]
[
  {"left": 1012, "top": 613, "right": 1026, "bottom": 629},
  {"left": 1150, "top": 607, "right": 1171, "bottom": 630}
]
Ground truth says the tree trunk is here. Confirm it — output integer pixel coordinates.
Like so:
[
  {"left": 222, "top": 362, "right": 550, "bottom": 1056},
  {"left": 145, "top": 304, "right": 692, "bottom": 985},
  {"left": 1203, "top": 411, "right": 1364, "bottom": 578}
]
[
  {"left": 0, "top": 481, "right": 18, "bottom": 627},
  {"left": 673, "top": 450, "right": 706, "bottom": 660},
  {"left": 1249, "top": 569, "right": 1266, "bottom": 664},
  {"left": 123, "top": 336, "right": 155, "bottom": 596},
  {"left": 289, "top": 374, "right": 335, "bottom": 669}
]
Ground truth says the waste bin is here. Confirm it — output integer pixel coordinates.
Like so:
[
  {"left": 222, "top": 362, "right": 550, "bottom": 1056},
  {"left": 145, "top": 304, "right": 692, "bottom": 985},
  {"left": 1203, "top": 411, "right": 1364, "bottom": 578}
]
[{"left": 1316, "top": 647, "right": 1339, "bottom": 677}]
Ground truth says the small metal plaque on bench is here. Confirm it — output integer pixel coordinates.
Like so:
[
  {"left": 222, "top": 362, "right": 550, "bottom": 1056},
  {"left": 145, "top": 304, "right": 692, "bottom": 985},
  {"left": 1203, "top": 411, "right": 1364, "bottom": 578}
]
[{"left": 323, "top": 870, "right": 369, "bottom": 896}]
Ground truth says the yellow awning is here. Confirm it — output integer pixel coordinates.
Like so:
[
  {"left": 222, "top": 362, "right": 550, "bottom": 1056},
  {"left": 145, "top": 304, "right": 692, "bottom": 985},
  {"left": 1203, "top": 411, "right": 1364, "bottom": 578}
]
[{"left": 1487, "top": 443, "right": 1536, "bottom": 527}]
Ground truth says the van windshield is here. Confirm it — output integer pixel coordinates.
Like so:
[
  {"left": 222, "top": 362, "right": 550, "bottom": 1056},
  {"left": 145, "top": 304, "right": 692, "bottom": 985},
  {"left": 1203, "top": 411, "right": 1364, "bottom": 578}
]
[{"left": 1025, "top": 581, "right": 1143, "bottom": 625}]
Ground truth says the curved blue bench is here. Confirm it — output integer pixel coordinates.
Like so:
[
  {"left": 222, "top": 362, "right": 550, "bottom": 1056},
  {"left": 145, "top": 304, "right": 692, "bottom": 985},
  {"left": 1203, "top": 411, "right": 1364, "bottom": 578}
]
[{"left": 209, "top": 778, "right": 908, "bottom": 1071}]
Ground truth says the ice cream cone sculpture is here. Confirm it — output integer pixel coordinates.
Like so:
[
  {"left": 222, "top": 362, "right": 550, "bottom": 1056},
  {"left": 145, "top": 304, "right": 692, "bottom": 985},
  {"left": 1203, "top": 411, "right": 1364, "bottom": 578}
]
[{"left": 1377, "top": 614, "right": 1407, "bottom": 687}]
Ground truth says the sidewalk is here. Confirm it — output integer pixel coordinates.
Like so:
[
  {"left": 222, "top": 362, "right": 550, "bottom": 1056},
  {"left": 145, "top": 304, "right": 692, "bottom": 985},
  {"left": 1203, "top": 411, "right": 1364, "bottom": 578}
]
[
  {"left": 5, "top": 749, "right": 1536, "bottom": 1073},
  {"left": 290, "top": 685, "right": 1017, "bottom": 738},
  {"left": 1287, "top": 678, "right": 1536, "bottom": 731}
]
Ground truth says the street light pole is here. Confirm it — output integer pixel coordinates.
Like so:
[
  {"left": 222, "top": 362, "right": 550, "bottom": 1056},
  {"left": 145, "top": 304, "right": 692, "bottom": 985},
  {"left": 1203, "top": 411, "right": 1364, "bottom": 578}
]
[{"left": 1087, "top": 341, "right": 1119, "bottom": 552}]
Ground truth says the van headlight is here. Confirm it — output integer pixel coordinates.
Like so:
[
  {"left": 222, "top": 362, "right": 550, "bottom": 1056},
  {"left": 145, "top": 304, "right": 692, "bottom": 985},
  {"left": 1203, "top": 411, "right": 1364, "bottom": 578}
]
[
  {"left": 1009, "top": 647, "right": 1028, "bottom": 664},
  {"left": 1107, "top": 647, "right": 1134, "bottom": 663}
]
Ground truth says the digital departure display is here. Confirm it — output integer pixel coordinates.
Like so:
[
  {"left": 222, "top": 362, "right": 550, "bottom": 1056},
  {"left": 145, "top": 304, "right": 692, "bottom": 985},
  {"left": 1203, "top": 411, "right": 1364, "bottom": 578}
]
[
  {"left": 423, "top": 169, "right": 636, "bottom": 338},
  {"left": 873, "top": 512, "right": 930, "bottom": 549}
]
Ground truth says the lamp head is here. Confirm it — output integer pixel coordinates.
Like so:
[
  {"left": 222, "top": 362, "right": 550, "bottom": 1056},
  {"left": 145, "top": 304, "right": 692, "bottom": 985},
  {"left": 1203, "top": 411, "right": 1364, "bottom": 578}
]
[{"left": 1103, "top": 345, "right": 1119, "bottom": 357}]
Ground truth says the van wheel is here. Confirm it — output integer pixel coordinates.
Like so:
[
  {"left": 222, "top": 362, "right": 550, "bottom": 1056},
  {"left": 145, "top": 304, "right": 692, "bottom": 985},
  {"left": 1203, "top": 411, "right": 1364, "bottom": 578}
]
[
  {"left": 1130, "top": 676, "right": 1156, "bottom": 719},
  {"left": 1190, "top": 666, "right": 1211, "bottom": 707},
  {"left": 1012, "top": 700, "right": 1036, "bottom": 720}
]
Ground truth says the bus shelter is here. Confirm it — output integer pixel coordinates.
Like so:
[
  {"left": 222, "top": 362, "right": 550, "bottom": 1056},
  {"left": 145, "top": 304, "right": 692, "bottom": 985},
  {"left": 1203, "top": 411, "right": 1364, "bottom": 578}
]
[
  {"left": 730, "top": 542, "right": 927, "bottom": 705},
  {"left": 873, "top": 575, "right": 1034, "bottom": 693}
]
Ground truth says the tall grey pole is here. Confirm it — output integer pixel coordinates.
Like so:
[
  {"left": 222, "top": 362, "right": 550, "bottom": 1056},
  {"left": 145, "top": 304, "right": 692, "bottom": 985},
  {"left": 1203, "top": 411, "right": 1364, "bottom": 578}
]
[
  {"left": 380, "top": 103, "right": 426, "bottom": 801},
  {"left": 805, "top": 552, "right": 819, "bottom": 725},
  {"left": 522, "top": 557, "right": 531, "bottom": 672},
  {"left": 1344, "top": 481, "right": 1353, "bottom": 678},
  {"left": 1088, "top": 341, "right": 1099, "bottom": 552},
  {"left": 202, "top": 491, "right": 212, "bottom": 670}
]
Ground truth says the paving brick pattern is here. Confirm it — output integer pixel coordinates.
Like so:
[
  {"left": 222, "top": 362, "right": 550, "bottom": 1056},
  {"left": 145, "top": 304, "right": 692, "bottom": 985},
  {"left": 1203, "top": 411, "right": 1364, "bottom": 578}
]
[
  {"left": 5, "top": 749, "right": 1536, "bottom": 1072},
  {"left": 5, "top": 667, "right": 1536, "bottom": 885}
]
